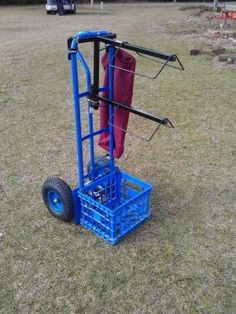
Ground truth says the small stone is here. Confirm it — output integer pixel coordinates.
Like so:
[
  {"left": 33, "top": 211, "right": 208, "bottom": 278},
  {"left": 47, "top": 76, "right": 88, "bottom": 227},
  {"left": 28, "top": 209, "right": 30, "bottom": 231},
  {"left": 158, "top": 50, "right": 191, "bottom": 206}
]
[
  {"left": 227, "top": 57, "right": 233, "bottom": 64},
  {"left": 190, "top": 49, "right": 201, "bottom": 56}
]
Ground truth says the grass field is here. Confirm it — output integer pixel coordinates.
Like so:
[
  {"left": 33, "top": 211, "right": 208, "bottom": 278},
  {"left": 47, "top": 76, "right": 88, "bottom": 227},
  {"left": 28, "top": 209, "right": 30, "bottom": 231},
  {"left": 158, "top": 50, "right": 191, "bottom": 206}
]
[{"left": 0, "top": 3, "right": 236, "bottom": 313}]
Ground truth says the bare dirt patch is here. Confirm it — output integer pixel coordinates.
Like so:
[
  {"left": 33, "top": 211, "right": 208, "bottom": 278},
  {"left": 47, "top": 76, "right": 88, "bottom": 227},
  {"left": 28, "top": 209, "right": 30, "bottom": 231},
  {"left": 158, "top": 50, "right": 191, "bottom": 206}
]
[{"left": 165, "top": 5, "right": 236, "bottom": 68}]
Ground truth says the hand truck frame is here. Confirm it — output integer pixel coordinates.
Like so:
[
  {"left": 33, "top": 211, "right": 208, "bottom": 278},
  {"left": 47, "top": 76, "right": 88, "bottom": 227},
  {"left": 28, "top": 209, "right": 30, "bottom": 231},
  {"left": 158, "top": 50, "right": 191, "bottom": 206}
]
[{"left": 42, "top": 30, "right": 184, "bottom": 244}]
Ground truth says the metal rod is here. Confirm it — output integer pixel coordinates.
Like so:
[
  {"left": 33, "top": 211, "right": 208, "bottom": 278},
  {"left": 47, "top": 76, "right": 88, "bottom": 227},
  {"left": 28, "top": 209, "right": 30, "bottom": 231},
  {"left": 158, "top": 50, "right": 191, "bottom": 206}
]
[
  {"left": 93, "top": 39, "right": 100, "bottom": 94},
  {"left": 70, "top": 52, "right": 84, "bottom": 189},
  {"left": 74, "top": 35, "right": 176, "bottom": 61},
  {"left": 81, "top": 128, "right": 109, "bottom": 142},
  {"left": 107, "top": 41, "right": 178, "bottom": 80},
  {"left": 97, "top": 95, "right": 173, "bottom": 126},
  {"left": 97, "top": 37, "right": 177, "bottom": 61},
  {"left": 108, "top": 47, "right": 115, "bottom": 171},
  {"left": 176, "top": 56, "right": 184, "bottom": 71},
  {"left": 76, "top": 51, "right": 96, "bottom": 182},
  {"left": 136, "top": 51, "right": 184, "bottom": 71}
]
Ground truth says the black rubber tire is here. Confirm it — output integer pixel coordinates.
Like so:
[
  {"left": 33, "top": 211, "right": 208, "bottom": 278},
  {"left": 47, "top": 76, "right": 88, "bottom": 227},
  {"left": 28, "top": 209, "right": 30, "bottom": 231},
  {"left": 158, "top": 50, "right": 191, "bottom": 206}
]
[
  {"left": 42, "top": 177, "right": 74, "bottom": 222},
  {"left": 46, "top": 11, "right": 56, "bottom": 14}
]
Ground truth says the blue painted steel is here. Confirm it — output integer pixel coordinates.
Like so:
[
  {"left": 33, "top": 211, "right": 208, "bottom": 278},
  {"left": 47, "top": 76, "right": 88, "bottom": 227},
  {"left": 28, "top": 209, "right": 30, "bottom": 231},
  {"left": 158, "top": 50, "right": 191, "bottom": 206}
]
[
  {"left": 108, "top": 47, "right": 115, "bottom": 172},
  {"left": 99, "top": 86, "right": 109, "bottom": 93},
  {"left": 74, "top": 30, "right": 112, "bottom": 41},
  {"left": 78, "top": 170, "right": 153, "bottom": 245},
  {"left": 82, "top": 128, "right": 109, "bottom": 142},
  {"left": 70, "top": 37, "right": 78, "bottom": 50},
  {"left": 79, "top": 91, "right": 89, "bottom": 99},
  {"left": 72, "top": 188, "right": 81, "bottom": 224},
  {"left": 70, "top": 50, "right": 84, "bottom": 189},
  {"left": 47, "top": 190, "right": 64, "bottom": 214},
  {"left": 76, "top": 50, "right": 96, "bottom": 182},
  {"left": 76, "top": 51, "right": 92, "bottom": 86}
]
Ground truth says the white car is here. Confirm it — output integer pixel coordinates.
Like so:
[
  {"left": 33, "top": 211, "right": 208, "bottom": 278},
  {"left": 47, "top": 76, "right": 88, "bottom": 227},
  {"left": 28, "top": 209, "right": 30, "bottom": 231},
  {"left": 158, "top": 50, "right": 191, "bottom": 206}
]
[{"left": 46, "top": 0, "right": 76, "bottom": 14}]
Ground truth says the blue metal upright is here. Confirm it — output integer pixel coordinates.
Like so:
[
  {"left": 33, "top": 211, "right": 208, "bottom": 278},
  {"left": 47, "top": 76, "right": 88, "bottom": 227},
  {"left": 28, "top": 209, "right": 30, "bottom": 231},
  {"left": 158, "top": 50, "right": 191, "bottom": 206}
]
[
  {"left": 70, "top": 39, "right": 84, "bottom": 189},
  {"left": 70, "top": 31, "right": 114, "bottom": 190}
]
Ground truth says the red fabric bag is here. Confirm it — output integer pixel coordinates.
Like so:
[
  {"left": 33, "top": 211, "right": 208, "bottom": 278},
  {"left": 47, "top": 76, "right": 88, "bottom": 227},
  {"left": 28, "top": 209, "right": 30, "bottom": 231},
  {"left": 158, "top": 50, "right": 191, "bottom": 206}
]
[{"left": 98, "top": 49, "right": 136, "bottom": 158}]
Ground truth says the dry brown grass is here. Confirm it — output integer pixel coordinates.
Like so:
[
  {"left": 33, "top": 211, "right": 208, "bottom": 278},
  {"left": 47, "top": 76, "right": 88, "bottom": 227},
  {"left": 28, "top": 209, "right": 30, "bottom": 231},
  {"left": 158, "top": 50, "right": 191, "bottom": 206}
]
[{"left": 0, "top": 3, "right": 236, "bottom": 313}]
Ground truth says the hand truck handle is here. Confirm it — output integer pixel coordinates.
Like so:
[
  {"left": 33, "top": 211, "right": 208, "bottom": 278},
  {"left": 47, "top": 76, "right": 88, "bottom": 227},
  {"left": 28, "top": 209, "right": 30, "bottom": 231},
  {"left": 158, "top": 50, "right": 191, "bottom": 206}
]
[{"left": 67, "top": 30, "right": 117, "bottom": 50}]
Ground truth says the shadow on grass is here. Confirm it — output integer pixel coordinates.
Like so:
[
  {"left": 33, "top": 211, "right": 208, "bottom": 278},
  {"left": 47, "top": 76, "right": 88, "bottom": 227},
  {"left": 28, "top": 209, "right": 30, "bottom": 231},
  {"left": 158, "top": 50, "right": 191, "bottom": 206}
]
[
  {"left": 119, "top": 171, "right": 186, "bottom": 245},
  {"left": 43, "top": 12, "right": 109, "bottom": 16}
]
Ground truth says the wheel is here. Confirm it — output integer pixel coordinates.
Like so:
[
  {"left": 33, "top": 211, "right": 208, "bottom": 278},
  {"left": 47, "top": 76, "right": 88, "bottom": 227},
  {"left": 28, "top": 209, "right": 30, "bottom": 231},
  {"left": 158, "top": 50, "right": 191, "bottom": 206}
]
[
  {"left": 42, "top": 177, "right": 74, "bottom": 222},
  {"left": 47, "top": 11, "right": 57, "bottom": 14},
  {"left": 46, "top": 10, "right": 56, "bottom": 14}
]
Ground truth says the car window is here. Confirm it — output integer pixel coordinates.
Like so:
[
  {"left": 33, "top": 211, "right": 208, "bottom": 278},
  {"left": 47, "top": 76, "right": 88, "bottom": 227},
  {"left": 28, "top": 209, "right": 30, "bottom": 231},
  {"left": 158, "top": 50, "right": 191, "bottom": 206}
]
[
  {"left": 47, "top": 0, "right": 74, "bottom": 5},
  {"left": 47, "top": 0, "right": 57, "bottom": 4}
]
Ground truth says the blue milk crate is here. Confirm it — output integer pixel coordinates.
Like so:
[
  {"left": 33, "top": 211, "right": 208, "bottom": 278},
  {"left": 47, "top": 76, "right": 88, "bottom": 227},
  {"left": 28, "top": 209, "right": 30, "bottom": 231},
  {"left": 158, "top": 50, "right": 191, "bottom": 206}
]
[{"left": 78, "top": 169, "right": 152, "bottom": 244}]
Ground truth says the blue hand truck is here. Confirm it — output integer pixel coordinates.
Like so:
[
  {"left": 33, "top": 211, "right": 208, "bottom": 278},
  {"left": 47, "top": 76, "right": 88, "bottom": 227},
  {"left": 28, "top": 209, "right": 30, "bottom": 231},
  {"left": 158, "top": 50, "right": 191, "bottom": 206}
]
[{"left": 42, "top": 30, "right": 184, "bottom": 244}]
